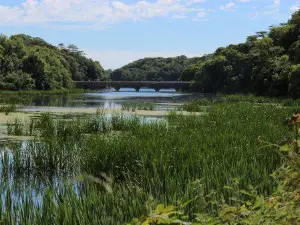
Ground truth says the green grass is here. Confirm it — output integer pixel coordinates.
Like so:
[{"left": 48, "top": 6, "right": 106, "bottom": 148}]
[
  {"left": 0, "top": 90, "right": 86, "bottom": 106},
  {"left": 0, "top": 88, "right": 86, "bottom": 95},
  {"left": 183, "top": 94, "right": 300, "bottom": 112},
  {"left": 0, "top": 101, "right": 295, "bottom": 224},
  {"left": 121, "top": 102, "right": 156, "bottom": 111},
  {"left": 0, "top": 104, "right": 16, "bottom": 115}
]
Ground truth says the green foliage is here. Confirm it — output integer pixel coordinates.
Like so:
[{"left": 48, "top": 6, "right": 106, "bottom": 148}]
[
  {"left": 111, "top": 55, "right": 207, "bottom": 81},
  {"left": 0, "top": 33, "right": 106, "bottom": 90},
  {"left": 288, "top": 64, "right": 300, "bottom": 97},
  {"left": 0, "top": 99, "right": 299, "bottom": 224},
  {"left": 0, "top": 104, "right": 16, "bottom": 115},
  {"left": 23, "top": 46, "right": 73, "bottom": 90},
  {"left": 132, "top": 112, "right": 300, "bottom": 225},
  {"left": 176, "top": 9, "right": 300, "bottom": 97},
  {"left": 122, "top": 102, "right": 155, "bottom": 111}
]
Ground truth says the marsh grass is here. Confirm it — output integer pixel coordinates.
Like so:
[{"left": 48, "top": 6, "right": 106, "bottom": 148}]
[
  {"left": 0, "top": 101, "right": 296, "bottom": 224},
  {"left": 183, "top": 94, "right": 300, "bottom": 112},
  {"left": 122, "top": 102, "right": 155, "bottom": 111},
  {"left": 0, "top": 90, "right": 86, "bottom": 108},
  {"left": 0, "top": 89, "right": 85, "bottom": 96},
  {"left": 0, "top": 105, "right": 16, "bottom": 115}
]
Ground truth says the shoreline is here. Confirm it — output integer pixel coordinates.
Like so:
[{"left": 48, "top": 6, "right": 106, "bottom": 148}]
[{"left": 17, "top": 107, "right": 202, "bottom": 117}]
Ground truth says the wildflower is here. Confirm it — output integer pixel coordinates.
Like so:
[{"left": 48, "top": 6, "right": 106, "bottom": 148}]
[
  {"left": 257, "top": 136, "right": 263, "bottom": 144},
  {"left": 269, "top": 197, "right": 276, "bottom": 202},
  {"left": 286, "top": 113, "right": 300, "bottom": 125},
  {"left": 266, "top": 196, "right": 276, "bottom": 206},
  {"left": 294, "top": 113, "right": 300, "bottom": 123},
  {"left": 290, "top": 113, "right": 300, "bottom": 123}
]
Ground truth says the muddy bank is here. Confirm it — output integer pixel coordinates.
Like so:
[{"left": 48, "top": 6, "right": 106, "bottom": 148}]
[{"left": 19, "top": 107, "right": 202, "bottom": 117}]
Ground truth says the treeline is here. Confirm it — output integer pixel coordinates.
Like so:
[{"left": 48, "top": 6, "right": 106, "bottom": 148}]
[
  {"left": 112, "top": 10, "right": 300, "bottom": 97},
  {"left": 182, "top": 10, "right": 300, "bottom": 97},
  {"left": 0, "top": 34, "right": 107, "bottom": 90},
  {"left": 111, "top": 55, "right": 208, "bottom": 81}
]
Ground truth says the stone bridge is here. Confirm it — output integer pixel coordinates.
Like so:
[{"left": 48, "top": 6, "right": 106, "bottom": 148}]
[{"left": 75, "top": 81, "right": 193, "bottom": 92}]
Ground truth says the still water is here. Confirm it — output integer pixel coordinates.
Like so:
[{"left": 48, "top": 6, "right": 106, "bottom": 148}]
[
  {"left": 20, "top": 88, "right": 205, "bottom": 112},
  {"left": 0, "top": 88, "right": 209, "bottom": 208}
]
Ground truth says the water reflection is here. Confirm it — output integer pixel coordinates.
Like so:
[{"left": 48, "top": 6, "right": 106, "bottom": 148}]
[
  {"left": 16, "top": 88, "right": 199, "bottom": 112},
  {"left": 0, "top": 141, "right": 77, "bottom": 207},
  {"left": 86, "top": 88, "right": 183, "bottom": 99},
  {"left": 0, "top": 88, "right": 211, "bottom": 114}
]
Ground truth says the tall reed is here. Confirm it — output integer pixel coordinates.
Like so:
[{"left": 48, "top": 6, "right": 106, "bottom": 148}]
[{"left": 0, "top": 101, "right": 294, "bottom": 224}]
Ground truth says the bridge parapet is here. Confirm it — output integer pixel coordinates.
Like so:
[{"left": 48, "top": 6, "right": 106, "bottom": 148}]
[{"left": 75, "top": 81, "right": 193, "bottom": 92}]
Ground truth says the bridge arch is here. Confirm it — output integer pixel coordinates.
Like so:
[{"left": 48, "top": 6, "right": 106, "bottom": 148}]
[{"left": 75, "top": 81, "right": 193, "bottom": 92}]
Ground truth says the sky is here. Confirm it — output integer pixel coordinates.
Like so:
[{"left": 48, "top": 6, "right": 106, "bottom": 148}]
[{"left": 0, "top": 0, "right": 299, "bottom": 69}]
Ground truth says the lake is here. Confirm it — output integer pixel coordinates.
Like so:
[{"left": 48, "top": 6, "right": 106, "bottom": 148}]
[
  {"left": 18, "top": 88, "right": 208, "bottom": 112},
  {"left": 0, "top": 88, "right": 209, "bottom": 216}
]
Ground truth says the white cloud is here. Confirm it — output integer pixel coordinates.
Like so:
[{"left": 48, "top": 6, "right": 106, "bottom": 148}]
[
  {"left": 0, "top": 6, "right": 23, "bottom": 23},
  {"left": 197, "top": 11, "right": 207, "bottom": 18},
  {"left": 0, "top": 0, "right": 209, "bottom": 28},
  {"left": 86, "top": 49, "right": 202, "bottom": 69},
  {"left": 264, "top": 0, "right": 280, "bottom": 15},
  {"left": 190, "top": 0, "right": 206, "bottom": 3},
  {"left": 220, "top": 2, "right": 236, "bottom": 11},
  {"left": 249, "top": 0, "right": 281, "bottom": 19},
  {"left": 192, "top": 8, "right": 211, "bottom": 21},
  {"left": 290, "top": 1, "right": 300, "bottom": 13},
  {"left": 187, "top": 0, "right": 206, "bottom": 5},
  {"left": 273, "top": 0, "right": 280, "bottom": 9}
]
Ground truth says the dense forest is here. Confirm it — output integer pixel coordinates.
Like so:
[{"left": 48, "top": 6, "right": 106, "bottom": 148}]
[
  {"left": 0, "top": 34, "right": 107, "bottom": 90},
  {"left": 111, "top": 55, "right": 208, "bottom": 81},
  {"left": 180, "top": 9, "right": 300, "bottom": 97},
  {"left": 112, "top": 10, "right": 300, "bottom": 98}
]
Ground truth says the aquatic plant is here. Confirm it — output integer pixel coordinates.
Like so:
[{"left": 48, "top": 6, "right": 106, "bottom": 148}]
[
  {"left": 122, "top": 102, "right": 156, "bottom": 111},
  {"left": 0, "top": 105, "right": 16, "bottom": 115},
  {"left": 0, "top": 100, "right": 297, "bottom": 224},
  {"left": 133, "top": 112, "right": 300, "bottom": 225}
]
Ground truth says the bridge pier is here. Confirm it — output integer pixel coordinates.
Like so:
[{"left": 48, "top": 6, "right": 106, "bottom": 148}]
[{"left": 75, "top": 81, "right": 193, "bottom": 92}]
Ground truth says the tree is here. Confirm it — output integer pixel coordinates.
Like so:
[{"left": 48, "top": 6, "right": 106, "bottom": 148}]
[
  {"left": 2, "top": 71, "right": 35, "bottom": 90},
  {"left": 194, "top": 55, "right": 227, "bottom": 93},
  {"left": 111, "top": 56, "right": 205, "bottom": 82},
  {"left": 0, "top": 34, "right": 106, "bottom": 90},
  {"left": 289, "top": 40, "right": 300, "bottom": 63},
  {"left": 23, "top": 47, "right": 73, "bottom": 90},
  {"left": 288, "top": 64, "right": 300, "bottom": 97},
  {"left": 269, "top": 55, "right": 291, "bottom": 96},
  {"left": 58, "top": 43, "right": 65, "bottom": 49},
  {"left": 256, "top": 31, "right": 268, "bottom": 38},
  {"left": 269, "top": 24, "right": 294, "bottom": 50},
  {"left": 248, "top": 37, "right": 284, "bottom": 94}
]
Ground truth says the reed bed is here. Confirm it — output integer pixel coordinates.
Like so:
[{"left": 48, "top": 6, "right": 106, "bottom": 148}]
[
  {"left": 0, "top": 91, "right": 85, "bottom": 107},
  {"left": 183, "top": 94, "right": 300, "bottom": 112},
  {"left": 0, "top": 101, "right": 295, "bottom": 224},
  {"left": 0, "top": 105, "right": 16, "bottom": 115},
  {"left": 121, "top": 102, "right": 156, "bottom": 111}
]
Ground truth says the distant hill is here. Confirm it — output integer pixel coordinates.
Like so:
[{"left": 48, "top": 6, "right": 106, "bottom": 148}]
[
  {"left": 179, "top": 10, "right": 300, "bottom": 97},
  {"left": 110, "top": 10, "right": 300, "bottom": 97},
  {"left": 0, "top": 34, "right": 107, "bottom": 90},
  {"left": 110, "top": 55, "right": 208, "bottom": 82}
]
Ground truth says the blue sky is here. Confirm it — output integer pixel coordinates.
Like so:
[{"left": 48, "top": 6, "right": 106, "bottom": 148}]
[{"left": 0, "top": 0, "right": 299, "bottom": 69}]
